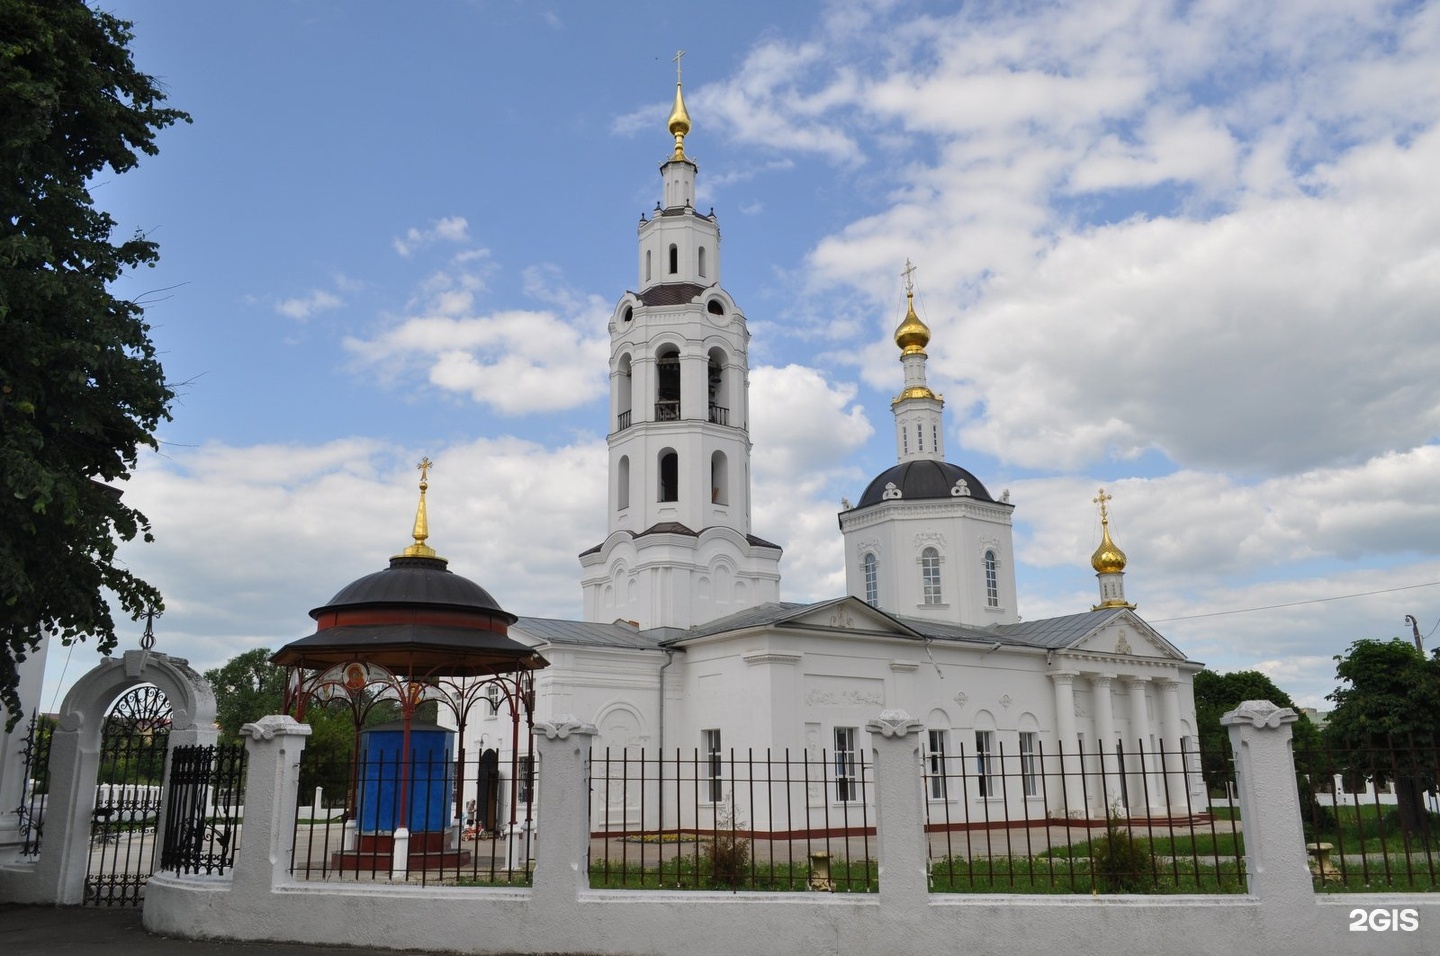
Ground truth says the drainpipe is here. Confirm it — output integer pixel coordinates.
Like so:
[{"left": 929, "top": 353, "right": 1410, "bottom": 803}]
[{"left": 658, "top": 648, "right": 676, "bottom": 755}]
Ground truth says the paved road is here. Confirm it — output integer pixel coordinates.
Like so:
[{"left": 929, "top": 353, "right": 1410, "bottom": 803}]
[{"left": 0, "top": 904, "right": 459, "bottom": 956}]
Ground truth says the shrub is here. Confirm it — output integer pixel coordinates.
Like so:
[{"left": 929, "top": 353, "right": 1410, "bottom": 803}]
[
  {"left": 700, "top": 796, "right": 751, "bottom": 889},
  {"left": 1091, "top": 813, "right": 1158, "bottom": 892}
]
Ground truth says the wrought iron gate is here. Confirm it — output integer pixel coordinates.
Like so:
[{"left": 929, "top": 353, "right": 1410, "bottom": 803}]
[
  {"left": 84, "top": 684, "right": 172, "bottom": 906},
  {"left": 13, "top": 710, "right": 53, "bottom": 856}
]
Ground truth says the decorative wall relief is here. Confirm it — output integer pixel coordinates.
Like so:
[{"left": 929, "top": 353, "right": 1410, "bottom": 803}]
[
  {"left": 952, "top": 691, "right": 968, "bottom": 707},
  {"left": 999, "top": 694, "right": 1013, "bottom": 709},
  {"left": 805, "top": 689, "right": 885, "bottom": 707},
  {"left": 1116, "top": 632, "right": 1132, "bottom": 655},
  {"left": 913, "top": 531, "right": 946, "bottom": 550}
]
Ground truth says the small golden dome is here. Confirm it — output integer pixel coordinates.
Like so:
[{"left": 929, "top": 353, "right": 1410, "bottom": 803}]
[
  {"left": 894, "top": 292, "right": 930, "bottom": 355},
  {"left": 1091, "top": 522, "right": 1127, "bottom": 574},
  {"left": 667, "top": 80, "right": 691, "bottom": 161},
  {"left": 1089, "top": 487, "right": 1126, "bottom": 573}
]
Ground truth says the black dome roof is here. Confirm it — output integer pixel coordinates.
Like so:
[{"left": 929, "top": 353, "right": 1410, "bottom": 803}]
[
  {"left": 855, "top": 460, "right": 997, "bottom": 509},
  {"left": 312, "top": 555, "right": 514, "bottom": 621}
]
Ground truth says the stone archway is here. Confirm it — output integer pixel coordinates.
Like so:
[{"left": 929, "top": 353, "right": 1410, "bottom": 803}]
[{"left": 21, "top": 650, "right": 216, "bottom": 905}]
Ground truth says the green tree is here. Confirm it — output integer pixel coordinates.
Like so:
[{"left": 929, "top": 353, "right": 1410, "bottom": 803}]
[
  {"left": 0, "top": 1, "right": 189, "bottom": 726},
  {"left": 204, "top": 648, "right": 286, "bottom": 739},
  {"left": 1325, "top": 639, "right": 1440, "bottom": 835},
  {"left": 1192, "top": 668, "right": 1320, "bottom": 793}
]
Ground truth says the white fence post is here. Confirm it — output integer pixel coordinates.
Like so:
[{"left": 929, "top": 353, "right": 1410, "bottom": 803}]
[
  {"left": 530, "top": 715, "right": 597, "bottom": 906},
  {"left": 1221, "top": 699, "right": 1312, "bottom": 905},
  {"left": 234, "top": 716, "right": 311, "bottom": 896},
  {"left": 867, "top": 709, "right": 928, "bottom": 911}
]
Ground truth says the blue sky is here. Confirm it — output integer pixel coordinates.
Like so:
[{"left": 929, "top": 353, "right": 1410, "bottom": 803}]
[{"left": 38, "top": 0, "right": 1440, "bottom": 709}]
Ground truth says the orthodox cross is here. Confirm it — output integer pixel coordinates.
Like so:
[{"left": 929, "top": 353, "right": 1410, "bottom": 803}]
[
  {"left": 1093, "top": 487, "right": 1112, "bottom": 524},
  {"left": 673, "top": 49, "right": 685, "bottom": 82},
  {"left": 417, "top": 456, "right": 433, "bottom": 487},
  {"left": 901, "top": 258, "right": 917, "bottom": 296}
]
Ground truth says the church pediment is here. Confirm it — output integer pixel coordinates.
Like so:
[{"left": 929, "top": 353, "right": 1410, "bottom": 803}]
[
  {"left": 777, "top": 597, "right": 925, "bottom": 640},
  {"left": 1068, "top": 613, "right": 1186, "bottom": 661}
]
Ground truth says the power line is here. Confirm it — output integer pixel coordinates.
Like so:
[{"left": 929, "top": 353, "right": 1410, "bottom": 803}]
[{"left": 1151, "top": 580, "right": 1440, "bottom": 624}]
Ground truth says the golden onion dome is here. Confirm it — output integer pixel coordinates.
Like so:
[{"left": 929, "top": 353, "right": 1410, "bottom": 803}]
[
  {"left": 1090, "top": 522, "right": 1127, "bottom": 574},
  {"left": 894, "top": 292, "right": 931, "bottom": 355},
  {"left": 667, "top": 80, "right": 691, "bottom": 160}
]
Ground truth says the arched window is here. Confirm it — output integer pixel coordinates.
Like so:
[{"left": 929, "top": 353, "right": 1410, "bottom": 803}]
[
  {"left": 921, "top": 547, "right": 942, "bottom": 605},
  {"left": 616, "top": 353, "right": 633, "bottom": 430},
  {"left": 707, "top": 299, "right": 724, "bottom": 316},
  {"left": 655, "top": 346, "right": 680, "bottom": 420},
  {"left": 658, "top": 450, "right": 679, "bottom": 502},
  {"left": 862, "top": 553, "right": 879, "bottom": 607},
  {"left": 984, "top": 550, "right": 999, "bottom": 608},
  {"left": 617, "top": 456, "right": 630, "bottom": 511},
  {"left": 698, "top": 246, "right": 707, "bottom": 277},
  {"left": 668, "top": 244, "right": 678, "bottom": 274},
  {"left": 707, "top": 347, "right": 728, "bottom": 425},
  {"left": 710, "top": 450, "right": 728, "bottom": 505}
]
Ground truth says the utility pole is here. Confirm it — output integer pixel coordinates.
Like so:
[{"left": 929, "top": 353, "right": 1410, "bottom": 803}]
[{"left": 1404, "top": 614, "right": 1424, "bottom": 654}]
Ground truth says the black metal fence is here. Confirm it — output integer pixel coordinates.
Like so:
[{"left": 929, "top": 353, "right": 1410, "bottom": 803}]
[
  {"left": 588, "top": 747, "right": 877, "bottom": 892},
  {"left": 290, "top": 744, "right": 534, "bottom": 885},
  {"left": 923, "top": 737, "right": 1245, "bottom": 893},
  {"left": 12, "top": 710, "right": 52, "bottom": 857},
  {"left": 1295, "top": 735, "right": 1440, "bottom": 892},
  {"left": 160, "top": 743, "right": 247, "bottom": 876}
]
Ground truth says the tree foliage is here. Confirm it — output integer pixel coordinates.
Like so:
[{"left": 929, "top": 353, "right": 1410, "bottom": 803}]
[
  {"left": 0, "top": 1, "right": 188, "bottom": 725},
  {"left": 1192, "top": 668, "right": 1319, "bottom": 793},
  {"left": 1325, "top": 638, "right": 1440, "bottom": 834}
]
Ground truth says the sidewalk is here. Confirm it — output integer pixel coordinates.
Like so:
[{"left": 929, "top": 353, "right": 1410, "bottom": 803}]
[{"left": 0, "top": 904, "right": 451, "bottom": 956}]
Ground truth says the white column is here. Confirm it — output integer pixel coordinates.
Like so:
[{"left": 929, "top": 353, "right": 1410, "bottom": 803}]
[
  {"left": 1089, "top": 674, "right": 1119, "bottom": 814},
  {"left": 1122, "top": 676, "right": 1161, "bottom": 812},
  {"left": 1158, "top": 678, "right": 1189, "bottom": 812},
  {"left": 1220, "top": 700, "right": 1312, "bottom": 904},
  {"left": 1050, "top": 672, "right": 1085, "bottom": 816},
  {"left": 866, "top": 710, "right": 928, "bottom": 912},
  {"left": 233, "top": 715, "right": 312, "bottom": 896},
  {"left": 531, "top": 715, "right": 598, "bottom": 908}
]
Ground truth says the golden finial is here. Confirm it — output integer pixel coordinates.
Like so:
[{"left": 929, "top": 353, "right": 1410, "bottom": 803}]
[
  {"left": 398, "top": 457, "right": 439, "bottom": 559},
  {"left": 894, "top": 258, "right": 932, "bottom": 357},
  {"left": 1090, "top": 487, "right": 1127, "bottom": 574},
  {"left": 667, "top": 49, "right": 692, "bottom": 161}
]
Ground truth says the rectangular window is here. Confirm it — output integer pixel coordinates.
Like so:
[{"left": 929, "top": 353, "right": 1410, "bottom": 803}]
[
  {"left": 1019, "top": 731, "right": 1038, "bottom": 797},
  {"left": 703, "top": 729, "right": 723, "bottom": 803},
  {"left": 927, "top": 729, "right": 948, "bottom": 799},
  {"left": 975, "top": 730, "right": 995, "bottom": 798},
  {"left": 834, "top": 727, "right": 858, "bottom": 802}
]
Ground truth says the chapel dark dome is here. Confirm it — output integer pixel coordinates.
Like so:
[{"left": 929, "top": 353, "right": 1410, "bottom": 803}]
[
  {"left": 854, "top": 460, "right": 998, "bottom": 509},
  {"left": 314, "top": 555, "right": 515, "bottom": 622}
]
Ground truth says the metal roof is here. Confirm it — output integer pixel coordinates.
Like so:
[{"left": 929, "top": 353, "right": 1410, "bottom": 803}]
[{"left": 513, "top": 617, "right": 665, "bottom": 651}]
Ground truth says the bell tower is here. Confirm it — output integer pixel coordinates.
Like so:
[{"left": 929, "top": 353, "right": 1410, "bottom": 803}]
[{"left": 580, "top": 55, "right": 782, "bottom": 630}]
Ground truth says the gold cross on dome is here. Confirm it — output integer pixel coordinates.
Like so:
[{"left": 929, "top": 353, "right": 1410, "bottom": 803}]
[
  {"left": 901, "top": 258, "right": 917, "bottom": 296},
  {"left": 417, "top": 457, "right": 433, "bottom": 485},
  {"left": 673, "top": 49, "right": 686, "bottom": 82},
  {"left": 1093, "top": 487, "right": 1112, "bottom": 523}
]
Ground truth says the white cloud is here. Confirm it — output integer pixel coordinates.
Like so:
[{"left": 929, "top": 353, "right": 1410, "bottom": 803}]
[
  {"left": 101, "top": 435, "right": 606, "bottom": 687},
  {"left": 345, "top": 260, "right": 610, "bottom": 415},
  {"left": 393, "top": 216, "right": 472, "bottom": 257},
  {"left": 275, "top": 289, "right": 342, "bottom": 321}
]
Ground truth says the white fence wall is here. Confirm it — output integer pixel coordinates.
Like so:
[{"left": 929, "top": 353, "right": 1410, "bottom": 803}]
[{"left": 141, "top": 705, "right": 1440, "bottom": 956}]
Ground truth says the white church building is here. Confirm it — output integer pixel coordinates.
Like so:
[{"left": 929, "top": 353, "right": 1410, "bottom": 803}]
[{"left": 479, "top": 75, "right": 1205, "bottom": 826}]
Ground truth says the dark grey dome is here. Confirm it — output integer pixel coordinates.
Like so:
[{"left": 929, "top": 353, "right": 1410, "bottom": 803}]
[
  {"left": 855, "top": 460, "right": 996, "bottom": 509},
  {"left": 312, "top": 555, "right": 513, "bottom": 620}
]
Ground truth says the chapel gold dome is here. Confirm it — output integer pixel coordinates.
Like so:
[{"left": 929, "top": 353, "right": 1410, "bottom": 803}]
[
  {"left": 1091, "top": 524, "right": 1128, "bottom": 574},
  {"left": 894, "top": 295, "right": 930, "bottom": 355}
]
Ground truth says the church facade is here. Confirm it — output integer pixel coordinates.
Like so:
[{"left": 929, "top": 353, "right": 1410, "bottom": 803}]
[{"left": 478, "top": 74, "right": 1204, "bottom": 827}]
